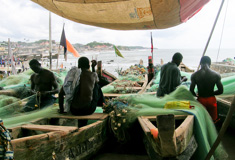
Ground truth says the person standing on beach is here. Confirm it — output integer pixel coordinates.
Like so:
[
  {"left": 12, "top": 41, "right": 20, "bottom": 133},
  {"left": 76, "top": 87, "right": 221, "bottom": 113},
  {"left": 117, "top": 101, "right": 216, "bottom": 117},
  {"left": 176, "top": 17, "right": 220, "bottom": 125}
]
[
  {"left": 22, "top": 59, "right": 59, "bottom": 112},
  {"left": 59, "top": 57, "right": 104, "bottom": 118},
  {"left": 190, "top": 56, "right": 223, "bottom": 123},
  {"left": 157, "top": 52, "right": 187, "bottom": 97}
]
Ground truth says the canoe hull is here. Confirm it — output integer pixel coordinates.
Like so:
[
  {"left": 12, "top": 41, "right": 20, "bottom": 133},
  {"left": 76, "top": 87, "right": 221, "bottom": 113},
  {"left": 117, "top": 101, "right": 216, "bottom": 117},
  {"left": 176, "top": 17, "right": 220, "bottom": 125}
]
[{"left": 9, "top": 113, "right": 109, "bottom": 160}]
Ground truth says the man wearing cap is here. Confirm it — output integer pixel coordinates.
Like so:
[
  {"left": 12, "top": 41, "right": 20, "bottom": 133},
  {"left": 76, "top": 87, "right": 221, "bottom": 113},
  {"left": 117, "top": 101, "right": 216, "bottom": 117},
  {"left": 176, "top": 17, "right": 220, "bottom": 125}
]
[{"left": 22, "top": 59, "right": 59, "bottom": 112}]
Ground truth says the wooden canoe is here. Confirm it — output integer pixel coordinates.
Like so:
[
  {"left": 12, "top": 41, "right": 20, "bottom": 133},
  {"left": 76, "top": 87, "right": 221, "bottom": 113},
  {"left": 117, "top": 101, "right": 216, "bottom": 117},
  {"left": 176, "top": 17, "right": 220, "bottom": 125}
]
[
  {"left": 103, "top": 74, "right": 148, "bottom": 98},
  {"left": 102, "top": 69, "right": 117, "bottom": 83},
  {"left": 179, "top": 63, "right": 194, "bottom": 72},
  {"left": 138, "top": 114, "right": 197, "bottom": 159},
  {"left": 9, "top": 113, "right": 109, "bottom": 160},
  {"left": 217, "top": 97, "right": 235, "bottom": 130}
]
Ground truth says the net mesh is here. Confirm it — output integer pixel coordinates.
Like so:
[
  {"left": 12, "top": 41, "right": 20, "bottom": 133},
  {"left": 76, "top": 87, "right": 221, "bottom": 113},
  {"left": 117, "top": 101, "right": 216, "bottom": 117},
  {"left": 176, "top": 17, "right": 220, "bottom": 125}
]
[
  {"left": 103, "top": 86, "right": 228, "bottom": 159},
  {"left": 0, "top": 66, "right": 233, "bottom": 159}
]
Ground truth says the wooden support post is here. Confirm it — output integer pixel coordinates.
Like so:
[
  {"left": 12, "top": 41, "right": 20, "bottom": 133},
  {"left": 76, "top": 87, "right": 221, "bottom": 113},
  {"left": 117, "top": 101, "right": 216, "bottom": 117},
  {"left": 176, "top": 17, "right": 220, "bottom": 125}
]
[
  {"left": 97, "top": 61, "right": 102, "bottom": 77},
  {"left": 157, "top": 114, "right": 177, "bottom": 157}
]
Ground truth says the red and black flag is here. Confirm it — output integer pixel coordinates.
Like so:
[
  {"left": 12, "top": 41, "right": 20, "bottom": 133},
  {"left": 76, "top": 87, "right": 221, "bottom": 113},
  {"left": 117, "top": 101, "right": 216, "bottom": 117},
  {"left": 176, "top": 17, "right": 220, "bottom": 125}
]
[
  {"left": 60, "top": 25, "right": 80, "bottom": 60},
  {"left": 151, "top": 32, "right": 153, "bottom": 54},
  {"left": 60, "top": 25, "right": 67, "bottom": 59}
]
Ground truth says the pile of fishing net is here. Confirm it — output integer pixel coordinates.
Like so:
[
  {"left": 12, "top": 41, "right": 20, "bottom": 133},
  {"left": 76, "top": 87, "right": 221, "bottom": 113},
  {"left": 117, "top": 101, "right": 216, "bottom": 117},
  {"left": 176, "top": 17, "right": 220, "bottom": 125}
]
[
  {"left": 102, "top": 80, "right": 142, "bottom": 94},
  {"left": 103, "top": 86, "right": 228, "bottom": 159},
  {"left": 0, "top": 70, "right": 33, "bottom": 89},
  {"left": 0, "top": 95, "right": 20, "bottom": 108},
  {"left": 0, "top": 69, "right": 67, "bottom": 90},
  {"left": 0, "top": 69, "right": 68, "bottom": 112},
  {"left": 222, "top": 58, "right": 235, "bottom": 65},
  {"left": 102, "top": 64, "right": 147, "bottom": 94},
  {"left": 118, "top": 64, "right": 147, "bottom": 76}
]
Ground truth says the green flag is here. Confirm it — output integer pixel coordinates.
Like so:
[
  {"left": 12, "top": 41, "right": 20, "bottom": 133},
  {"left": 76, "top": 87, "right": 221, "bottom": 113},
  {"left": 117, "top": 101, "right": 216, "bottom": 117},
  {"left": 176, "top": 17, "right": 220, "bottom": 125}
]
[{"left": 114, "top": 45, "right": 124, "bottom": 58}]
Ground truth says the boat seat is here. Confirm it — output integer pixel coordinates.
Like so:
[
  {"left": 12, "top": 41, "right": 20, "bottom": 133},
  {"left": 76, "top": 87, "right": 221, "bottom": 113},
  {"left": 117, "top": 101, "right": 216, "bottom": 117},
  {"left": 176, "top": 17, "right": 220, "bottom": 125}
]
[{"left": 52, "top": 113, "right": 108, "bottom": 120}]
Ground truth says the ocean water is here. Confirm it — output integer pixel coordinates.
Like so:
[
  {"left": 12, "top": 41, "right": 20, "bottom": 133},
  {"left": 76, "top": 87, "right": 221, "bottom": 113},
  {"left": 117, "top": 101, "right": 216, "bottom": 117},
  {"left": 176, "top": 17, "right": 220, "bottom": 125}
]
[{"left": 52, "top": 48, "right": 235, "bottom": 76}]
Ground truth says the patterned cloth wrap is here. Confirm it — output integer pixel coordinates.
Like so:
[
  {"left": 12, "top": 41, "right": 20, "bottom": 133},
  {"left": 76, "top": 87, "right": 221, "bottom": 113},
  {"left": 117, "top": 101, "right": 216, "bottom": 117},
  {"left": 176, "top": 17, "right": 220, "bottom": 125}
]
[
  {"left": 63, "top": 67, "right": 81, "bottom": 112},
  {"left": 0, "top": 119, "right": 14, "bottom": 160}
]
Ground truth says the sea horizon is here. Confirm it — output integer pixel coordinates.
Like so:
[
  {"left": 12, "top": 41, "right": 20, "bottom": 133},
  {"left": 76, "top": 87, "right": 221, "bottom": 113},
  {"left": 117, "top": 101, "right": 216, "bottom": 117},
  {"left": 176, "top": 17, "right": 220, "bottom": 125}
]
[{"left": 48, "top": 48, "right": 235, "bottom": 77}]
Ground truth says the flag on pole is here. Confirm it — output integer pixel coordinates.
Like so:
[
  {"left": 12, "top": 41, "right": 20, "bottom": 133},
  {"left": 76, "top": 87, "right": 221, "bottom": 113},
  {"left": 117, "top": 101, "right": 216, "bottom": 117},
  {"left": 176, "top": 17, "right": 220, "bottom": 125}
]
[
  {"left": 113, "top": 45, "right": 124, "bottom": 58},
  {"left": 151, "top": 32, "right": 153, "bottom": 55},
  {"left": 60, "top": 25, "right": 80, "bottom": 61}
]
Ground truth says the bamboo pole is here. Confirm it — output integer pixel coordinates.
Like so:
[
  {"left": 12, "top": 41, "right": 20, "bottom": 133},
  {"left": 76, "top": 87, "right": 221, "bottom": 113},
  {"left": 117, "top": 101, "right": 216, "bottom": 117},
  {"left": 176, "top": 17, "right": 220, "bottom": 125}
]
[
  {"left": 56, "top": 46, "right": 61, "bottom": 69},
  {"left": 49, "top": 12, "right": 52, "bottom": 70},
  {"left": 197, "top": 0, "right": 225, "bottom": 71},
  {"left": 205, "top": 95, "right": 235, "bottom": 160}
]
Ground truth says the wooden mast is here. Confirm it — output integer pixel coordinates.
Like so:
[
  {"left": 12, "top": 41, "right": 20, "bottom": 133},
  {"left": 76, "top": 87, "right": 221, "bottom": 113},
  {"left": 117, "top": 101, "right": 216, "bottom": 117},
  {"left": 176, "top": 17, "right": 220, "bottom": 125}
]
[{"left": 49, "top": 12, "right": 52, "bottom": 70}]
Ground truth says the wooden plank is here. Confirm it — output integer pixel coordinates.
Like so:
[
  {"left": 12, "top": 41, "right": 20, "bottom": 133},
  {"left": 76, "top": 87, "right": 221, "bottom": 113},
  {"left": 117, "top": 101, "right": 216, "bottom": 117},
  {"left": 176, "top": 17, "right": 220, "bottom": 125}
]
[
  {"left": 138, "top": 74, "right": 148, "bottom": 94},
  {"left": 138, "top": 117, "right": 155, "bottom": 136},
  {"left": 21, "top": 124, "right": 78, "bottom": 133},
  {"left": 11, "top": 130, "right": 62, "bottom": 144},
  {"left": 11, "top": 119, "right": 108, "bottom": 160},
  {"left": 217, "top": 97, "right": 231, "bottom": 105},
  {"left": 142, "top": 115, "right": 187, "bottom": 121},
  {"left": 175, "top": 115, "right": 194, "bottom": 154},
  {"left": 0, "top": 89, "right": 17, "bottom": 96},
  {"left": 104, "top": 93, "right": 138, "bottom": 97},
  {"left": 142, "top": 92, "right": 156, "bottom": 95},
  {"left": 52, "top": 113, "right": 108, "bottom": 120},
  {"left": 114, "top": 87, "right": 143, "bottom": 90},
  {"left": 157, "top": 114, "right": 177, "bottom": 157}
]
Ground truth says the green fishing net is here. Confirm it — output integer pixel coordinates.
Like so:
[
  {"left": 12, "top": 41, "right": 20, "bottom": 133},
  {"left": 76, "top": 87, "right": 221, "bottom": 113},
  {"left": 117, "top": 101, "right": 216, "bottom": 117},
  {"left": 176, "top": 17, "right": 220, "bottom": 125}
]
[
  {"left": 118, "top": 64, "right": 147, "bottom": 76},
  {"left": 3, "top": 105, "right": 103, "bottom": 128},
  {"left": 0, "top": 69, "right": 67, "bottom": 90},
  {"left": 0, "top": 70, "right": 33, "bottom": 88},
  {"left": 0, "top": 95, "right": 35, "bottom": 118},
  {"left": 103, "top": 86, "right": 228, "bottom": 159},
  {"left": 118, "top": 74, "right": 146, "bottom": 81},
  {"left": 0, "top": 95, "right": 20, "bottom": 107},
  {"left": 102, "top": 80, "right": 143, "bottom": 94},
  {"left": 220, "top": 75, "right": 235, "bottom": 95},
  {"left": 102, "top": 65, "right": 147, "bottom": 93}
]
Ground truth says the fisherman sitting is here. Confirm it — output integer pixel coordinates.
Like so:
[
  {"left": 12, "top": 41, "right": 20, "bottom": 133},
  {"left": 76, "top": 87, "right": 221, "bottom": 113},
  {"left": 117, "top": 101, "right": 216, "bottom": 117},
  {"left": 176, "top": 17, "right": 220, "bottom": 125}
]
[
  {"left": 59, "top": 57, "right": 104, "bottom": 118},
  {"left": 22, "top": 59, "right": 59, "bottom": 112}
]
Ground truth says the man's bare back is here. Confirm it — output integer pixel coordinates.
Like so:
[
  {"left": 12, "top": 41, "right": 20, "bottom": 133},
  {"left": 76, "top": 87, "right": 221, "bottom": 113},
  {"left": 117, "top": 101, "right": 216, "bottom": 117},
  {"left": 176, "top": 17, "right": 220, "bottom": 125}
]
[
  {"left": 190, "top": 57, "right": 223, "bottom": 97},
  {"left": 31, "top": 69, "right": 57, "bottom": 94}
]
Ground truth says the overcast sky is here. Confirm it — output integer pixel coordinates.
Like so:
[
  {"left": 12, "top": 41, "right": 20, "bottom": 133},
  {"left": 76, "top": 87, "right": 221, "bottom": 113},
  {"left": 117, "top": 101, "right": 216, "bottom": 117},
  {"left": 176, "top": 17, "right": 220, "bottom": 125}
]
[{"left": 0, "top": 0, "right": 234, "bottom": 49}]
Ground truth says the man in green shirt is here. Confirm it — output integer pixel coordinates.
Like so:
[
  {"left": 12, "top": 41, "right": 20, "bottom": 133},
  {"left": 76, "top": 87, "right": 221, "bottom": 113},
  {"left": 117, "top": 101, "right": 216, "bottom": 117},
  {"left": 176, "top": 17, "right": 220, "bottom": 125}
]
[{"left": 157, "top": 52, "right": 187, "bottom": 97}]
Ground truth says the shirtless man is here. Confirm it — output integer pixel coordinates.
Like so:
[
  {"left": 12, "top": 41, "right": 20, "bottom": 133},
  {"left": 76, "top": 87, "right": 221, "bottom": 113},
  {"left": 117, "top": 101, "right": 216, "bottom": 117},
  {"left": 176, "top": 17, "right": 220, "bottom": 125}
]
[
  {"left": 157, "top": 52, "right": 187, "bottom": 97},
  {"left": 190, "top": 56, "right": 223, "bottom": 123},
  {"left": 23, "top": 59, "right": 59, "bottom": 112}
]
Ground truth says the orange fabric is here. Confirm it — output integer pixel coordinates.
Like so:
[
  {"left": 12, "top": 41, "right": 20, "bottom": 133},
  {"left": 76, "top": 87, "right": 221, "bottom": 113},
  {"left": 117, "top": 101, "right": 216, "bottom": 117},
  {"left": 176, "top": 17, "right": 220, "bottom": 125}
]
[
  {"left": 197, "top": 96, "right": 218, "bottom": 122},
  {"left": 66, "top": 39, "right": 80, "bottom": 57}
]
